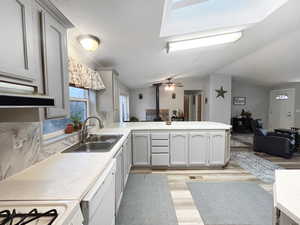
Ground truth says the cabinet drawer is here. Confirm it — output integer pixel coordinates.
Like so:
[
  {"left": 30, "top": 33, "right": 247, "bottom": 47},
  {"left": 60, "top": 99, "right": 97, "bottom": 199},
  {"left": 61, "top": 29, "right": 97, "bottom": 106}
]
[
  {"left": 151, "top": 133, "right": 169, "bottom": 140},
  {"left": 152, "top": 139, "right": 169, "bottom": 146},
  {"left": 152, "top": 154, "right": 169, "bottom": 166},
  {"left": 152, "top": 146, "right": 169, "bottom": 153}
]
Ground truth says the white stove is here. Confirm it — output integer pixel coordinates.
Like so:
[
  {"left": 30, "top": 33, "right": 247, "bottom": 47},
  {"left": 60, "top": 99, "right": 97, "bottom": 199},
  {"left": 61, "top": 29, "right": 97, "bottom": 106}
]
[{"left": 0, "top": 201, "right": 83, "bottom": 225}]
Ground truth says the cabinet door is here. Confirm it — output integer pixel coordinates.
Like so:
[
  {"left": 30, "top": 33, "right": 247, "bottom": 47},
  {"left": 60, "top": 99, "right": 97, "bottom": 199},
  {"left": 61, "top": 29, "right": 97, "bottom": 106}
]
[
  {"left": 189, "top": 132, "right": 209, "bottom": 166},
  {"left": 0, "top": 0, "right": 36, "bottom": 84},
  {"left": 42, "top": 12, "right": 69, "bottom": 118},
  {"left": 123, "top": 138, "right": 128, "bottom": 187},
  {"left": 209, "top": 132, "right": 226, "bottom": 165},
  {"left": 133, "top": 132, "right": 150, "bottom": 166},
  {"left": 115, "top": 148, "right": 123, "bottom": 213},
  {"left": 170, "top": 132, "right": 188, "bottom": 166},
  {"left": 127, "top": 134, "right": 132, "bottom": 169},
  {"left": 225, "top": 131, "right": 231, "bottom": 164}
]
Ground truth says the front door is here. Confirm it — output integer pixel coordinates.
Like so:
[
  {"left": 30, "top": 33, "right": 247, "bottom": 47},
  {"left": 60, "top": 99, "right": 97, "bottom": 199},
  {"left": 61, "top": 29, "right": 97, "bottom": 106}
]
[{"left": 269, "top": 88, "right": 295, "bottom": 130}]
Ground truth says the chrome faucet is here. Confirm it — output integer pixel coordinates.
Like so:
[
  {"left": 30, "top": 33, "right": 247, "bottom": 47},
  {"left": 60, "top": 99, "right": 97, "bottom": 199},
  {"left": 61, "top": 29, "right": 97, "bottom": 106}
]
[{"left": 81, "top": 116, "right": 104, "bottom": 143}]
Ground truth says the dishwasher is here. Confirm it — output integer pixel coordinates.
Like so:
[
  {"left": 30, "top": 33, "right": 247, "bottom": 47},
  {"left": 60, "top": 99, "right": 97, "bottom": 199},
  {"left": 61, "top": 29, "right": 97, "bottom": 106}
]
[{"left": 81, "top": 160, "right": 116, "bottom": 225}]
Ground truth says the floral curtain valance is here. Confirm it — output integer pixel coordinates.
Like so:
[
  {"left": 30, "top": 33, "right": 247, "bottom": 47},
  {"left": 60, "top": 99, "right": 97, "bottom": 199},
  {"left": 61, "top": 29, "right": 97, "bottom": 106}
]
[{"left": 68, "top": 58, "right": 105, "bottom": 91}]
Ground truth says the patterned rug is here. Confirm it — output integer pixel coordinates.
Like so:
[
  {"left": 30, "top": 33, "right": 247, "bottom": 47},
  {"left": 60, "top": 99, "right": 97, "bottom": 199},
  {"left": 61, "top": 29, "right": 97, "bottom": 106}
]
[{"left": 231, "top": 151, "right": 284, "bottom": 183}]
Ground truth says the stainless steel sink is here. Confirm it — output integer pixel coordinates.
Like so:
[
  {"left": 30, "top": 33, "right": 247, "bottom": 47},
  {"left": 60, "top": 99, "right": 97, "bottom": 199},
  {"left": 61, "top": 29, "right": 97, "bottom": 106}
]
[{"left": 63, "top": 134, "right": 123, "bottom": 153}]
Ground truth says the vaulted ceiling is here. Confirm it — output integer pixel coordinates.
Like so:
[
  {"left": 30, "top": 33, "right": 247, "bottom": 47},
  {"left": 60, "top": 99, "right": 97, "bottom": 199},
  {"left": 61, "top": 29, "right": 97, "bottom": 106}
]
[{"left": 52, "top": 0, "right": 300, "bottom": 88}]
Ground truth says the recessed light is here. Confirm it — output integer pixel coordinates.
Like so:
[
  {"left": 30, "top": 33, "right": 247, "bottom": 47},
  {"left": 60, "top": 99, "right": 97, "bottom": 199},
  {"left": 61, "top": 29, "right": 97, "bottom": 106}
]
[
  {"left": 78, "top": 34, "right": 100, "bottom": 51},
  {"left": 166, "top": 32, "right": 242, "bottom": 53}
]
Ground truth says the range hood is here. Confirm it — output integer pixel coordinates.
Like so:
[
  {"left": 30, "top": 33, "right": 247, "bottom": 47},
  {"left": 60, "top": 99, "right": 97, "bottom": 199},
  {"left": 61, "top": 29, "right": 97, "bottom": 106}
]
[{"left": 0, "top": 82, "right": 55, "bottom": 108}]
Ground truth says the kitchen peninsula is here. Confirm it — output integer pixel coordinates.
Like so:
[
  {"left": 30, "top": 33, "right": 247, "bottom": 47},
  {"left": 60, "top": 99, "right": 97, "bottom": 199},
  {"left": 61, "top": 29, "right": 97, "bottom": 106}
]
[{"left": 0, "top": 121, "right": 231, "bottom": 225}]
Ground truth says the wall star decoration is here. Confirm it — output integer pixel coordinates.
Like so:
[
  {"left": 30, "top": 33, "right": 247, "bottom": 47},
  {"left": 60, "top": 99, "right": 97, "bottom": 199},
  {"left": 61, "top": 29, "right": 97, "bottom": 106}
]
[{"left": 215, "top": 86, "right": 227, "bottom": 99}]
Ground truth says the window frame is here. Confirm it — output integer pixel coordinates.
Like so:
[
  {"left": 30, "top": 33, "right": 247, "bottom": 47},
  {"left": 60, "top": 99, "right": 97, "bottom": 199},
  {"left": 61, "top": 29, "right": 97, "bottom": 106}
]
[{"left": 43, "top": 87, "right": 90, "bottom": 140}]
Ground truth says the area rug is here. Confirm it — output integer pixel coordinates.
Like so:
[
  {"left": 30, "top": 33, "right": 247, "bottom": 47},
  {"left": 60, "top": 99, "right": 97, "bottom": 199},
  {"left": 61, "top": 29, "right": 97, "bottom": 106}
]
[
  {"left": 231, "top": 151, "right": 283, "bottom": 183},
  {"left": 187, "top": 182, "right": 273, "bottom": 225},
  {"left": 116, "top": 173, "right": 178, "bottom": 225}
]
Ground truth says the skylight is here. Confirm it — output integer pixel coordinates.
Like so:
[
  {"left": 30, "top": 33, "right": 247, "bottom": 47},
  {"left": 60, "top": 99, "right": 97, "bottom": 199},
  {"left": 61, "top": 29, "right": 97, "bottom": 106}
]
[{"left": 160, "top": 0, "right": 289, "bottom": 37}]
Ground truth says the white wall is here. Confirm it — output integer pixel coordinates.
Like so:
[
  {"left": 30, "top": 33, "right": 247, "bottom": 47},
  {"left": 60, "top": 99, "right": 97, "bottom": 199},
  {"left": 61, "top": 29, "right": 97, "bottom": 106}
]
[
  {"left": 129, "top": 77, "right": 207, "bottom": 121},
  {"left": 208, "top": 74, "right": 232, "bottom": 124},
  {"left": 130, "top": 87, "right": 156, "bottom": 121},
  {"left": 231, "top": 79, "right": 270, "bottom": 127},
  {"left": 202, "top": 76, "right": 210, "bottom": 121},
  {"left": 160, "top": 86, "right": 184, "bottom": 116}
]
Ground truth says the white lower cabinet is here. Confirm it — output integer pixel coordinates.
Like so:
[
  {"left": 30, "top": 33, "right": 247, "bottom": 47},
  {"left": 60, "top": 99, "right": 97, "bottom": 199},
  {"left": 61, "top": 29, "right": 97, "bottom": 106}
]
[
  {"left": 189, "top": 132, "right": 209, "bottom": 166},
  {"left": 132, "top": 132, "right": 150, "bottom": 166},
  {"left": 123, "top": 136, "right": 132, "bottom": 187},
  {"left": 81, "top": 160, "right": 116, "bottom": 225},
  {"left": 152, "top": 154, "right": 170, "bottom": 166},
  {"left": 115, "top": 148, "right": 123, "bottom": 213},
  {"left": 209, "top": 132, "right": 226, "bottom": 165},
  {"left": 115, "top": 136, "right": 132, "bottom": 215},
  {"left": 132, "top": 130, "right": 228, "bottom": 168},
  {"left": 170, "top": 132, "right": 188, "bottom": 166}
]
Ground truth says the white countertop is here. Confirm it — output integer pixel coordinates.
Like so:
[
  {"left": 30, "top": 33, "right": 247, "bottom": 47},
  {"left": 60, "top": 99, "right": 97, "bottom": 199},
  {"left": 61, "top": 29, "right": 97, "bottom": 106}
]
[
  {"left": 109, "top": 121, "right": 231, "bottom": 130},
  {"left": 0, "top": 121, "right": 229, "bottom": 201},
  {"left": 274, "top": 170, "right": 300, "bottom": 224}
]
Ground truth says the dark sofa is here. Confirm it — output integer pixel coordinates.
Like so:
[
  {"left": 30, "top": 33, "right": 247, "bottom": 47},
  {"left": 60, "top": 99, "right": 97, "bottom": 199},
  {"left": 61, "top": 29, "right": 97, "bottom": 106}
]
[{"left": 252, "top": 120, "right": 295, "bottom": 159}]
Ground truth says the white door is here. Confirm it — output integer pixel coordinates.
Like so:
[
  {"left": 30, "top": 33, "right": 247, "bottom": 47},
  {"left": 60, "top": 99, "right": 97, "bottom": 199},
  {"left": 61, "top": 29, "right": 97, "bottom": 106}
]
[
  {"left": 189, "top": 132, "right": 209, "bottom": 166},
  {"left": 209, "top": 132, "right": 225, "bottom": 165},
  {"left": 269, "top": 88, "right": 295, "bottom": 130},
  {"left": 170, "top": 132, "right": 188, "bottom": 166},
  {"left": 132, "top": 132, "right": 150, "bottom": 166}
]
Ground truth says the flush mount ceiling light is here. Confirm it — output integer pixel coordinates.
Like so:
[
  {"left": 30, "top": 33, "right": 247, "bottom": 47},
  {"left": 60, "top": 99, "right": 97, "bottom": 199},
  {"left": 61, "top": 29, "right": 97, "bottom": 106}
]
[
  {"left": 166, "top": 32, "right": 242, "bottom": 53},
  {"left": 78, "top": 34, "right": 100, "bottom": 51}
]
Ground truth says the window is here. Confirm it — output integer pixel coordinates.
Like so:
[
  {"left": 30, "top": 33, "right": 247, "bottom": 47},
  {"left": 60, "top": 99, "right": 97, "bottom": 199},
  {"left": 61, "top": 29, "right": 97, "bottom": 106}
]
[
  {"left": 275, "top": 94, "right": 288, "bottom": 100},
  {"left": 119, "top": 95, "right": 129, "bottom": 122},
  {"left": 43, "top": 86, "right": 89, "bottom": 136}
]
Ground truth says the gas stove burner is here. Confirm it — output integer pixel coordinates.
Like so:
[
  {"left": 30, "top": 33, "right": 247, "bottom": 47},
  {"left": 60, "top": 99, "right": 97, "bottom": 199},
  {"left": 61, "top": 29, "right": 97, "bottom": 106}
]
[{"left": 0, "top": 209, "right": 58, "bottom": 225}]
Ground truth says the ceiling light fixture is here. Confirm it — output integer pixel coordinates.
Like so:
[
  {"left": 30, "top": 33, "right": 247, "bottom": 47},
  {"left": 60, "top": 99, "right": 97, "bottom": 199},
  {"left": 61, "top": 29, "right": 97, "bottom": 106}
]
[
  {"left": 78, "top": 34, "right": 100, "bottom": 51},
  {"left": 165, "top": 84, "right": 175, "bottom": 91},
  {"left": 166, "top": 32, "right": 242, "bottom": 53}
]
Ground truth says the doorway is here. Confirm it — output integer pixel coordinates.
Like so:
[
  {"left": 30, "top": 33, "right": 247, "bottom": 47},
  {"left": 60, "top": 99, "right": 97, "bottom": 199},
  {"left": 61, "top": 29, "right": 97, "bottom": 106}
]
[
  {"left": 269, "top": 88, "right": 295, "bottom": 130},
  {"left": 120, "top": 95, "right": 130, "bottom": 122},
  {"left": 184, "top": 90, "right": 202, "bottom": 121}
]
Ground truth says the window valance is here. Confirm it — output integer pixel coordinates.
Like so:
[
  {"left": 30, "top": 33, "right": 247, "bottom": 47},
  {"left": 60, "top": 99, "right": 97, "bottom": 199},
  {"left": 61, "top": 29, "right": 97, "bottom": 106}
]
[{"left": 68, "top": 58, "right": 105, "bottom": 91}]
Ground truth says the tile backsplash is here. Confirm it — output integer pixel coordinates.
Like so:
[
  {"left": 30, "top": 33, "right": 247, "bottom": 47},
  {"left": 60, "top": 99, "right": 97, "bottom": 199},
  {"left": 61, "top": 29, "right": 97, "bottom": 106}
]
[
  {"left": 0, "top": 122, "right": 80, "bottom": 181},
  {"left": 0, "top": 122, "right": 41, "bottom": 180}
]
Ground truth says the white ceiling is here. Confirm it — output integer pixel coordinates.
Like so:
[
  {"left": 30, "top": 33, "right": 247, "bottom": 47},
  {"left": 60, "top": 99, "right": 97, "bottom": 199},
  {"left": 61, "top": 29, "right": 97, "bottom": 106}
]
[{"left": 52, "top": 0, "right": 300, "bottom": 88}]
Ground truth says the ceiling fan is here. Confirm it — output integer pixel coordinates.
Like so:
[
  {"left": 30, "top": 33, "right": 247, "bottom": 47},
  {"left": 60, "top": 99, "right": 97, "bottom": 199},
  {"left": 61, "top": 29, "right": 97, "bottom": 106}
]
[{"left": 153, "top": 77, "right": 184, "bottom": 91}]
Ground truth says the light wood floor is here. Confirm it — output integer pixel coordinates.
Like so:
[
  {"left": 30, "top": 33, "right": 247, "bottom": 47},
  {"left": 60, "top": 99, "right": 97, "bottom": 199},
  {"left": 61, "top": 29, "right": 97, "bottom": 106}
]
[
  {"left": 132, "top": 159, "right": 271, "bottom": 225},
  {"left": 131, "top": 146, "right": 300, "bottom": 225}
]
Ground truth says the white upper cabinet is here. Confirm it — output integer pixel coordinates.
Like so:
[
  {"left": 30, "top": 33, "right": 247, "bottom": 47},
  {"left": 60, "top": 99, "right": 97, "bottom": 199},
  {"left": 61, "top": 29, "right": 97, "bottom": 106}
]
[
  {"left": 97, "top": 70, "right": 120, "bottom": 122},
  {"left": 132, "top": 132, "right": 150, "bottom": 166},
  {"left": 209, "top": 132, "right": 226, "bottom": 165},
  {"left": 42, "top": 11, "right": 69, "bottom": 118},
  {"left": 170, "top": 132, "right": 188, "bottom": 166},
  {"left": 0, "top": 0, "right": 36, "bottom": 85},
  {"left": 189, "top": 132, "right": 209, "bottom": 166}
]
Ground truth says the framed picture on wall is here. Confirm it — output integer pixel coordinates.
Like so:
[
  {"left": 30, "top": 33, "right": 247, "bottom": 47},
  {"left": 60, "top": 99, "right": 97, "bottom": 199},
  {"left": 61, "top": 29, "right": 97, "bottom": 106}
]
[{"left": 233, "top": 97, "right": 246, "bottom": 105}]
